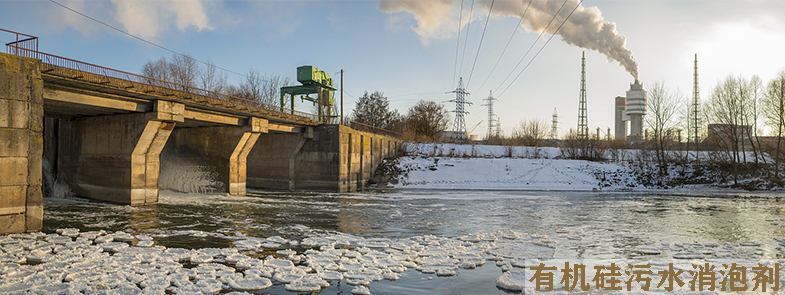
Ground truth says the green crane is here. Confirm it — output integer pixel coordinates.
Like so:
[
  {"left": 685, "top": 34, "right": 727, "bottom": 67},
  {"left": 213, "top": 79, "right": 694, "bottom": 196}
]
[{"left": 280, "top": 66, "right": 336, "bottom": 123}]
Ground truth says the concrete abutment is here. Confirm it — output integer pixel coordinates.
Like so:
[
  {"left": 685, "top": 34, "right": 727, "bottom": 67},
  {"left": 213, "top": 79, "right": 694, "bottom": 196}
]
[
  {"left": 0, "top": 53, "right": 43, "bottom": 234},
  {"left": 56, "top": 101, "right": 183, "bottom": 205},
  {"left": 248, "top": 125, "right": 400, "bottom": 192}
]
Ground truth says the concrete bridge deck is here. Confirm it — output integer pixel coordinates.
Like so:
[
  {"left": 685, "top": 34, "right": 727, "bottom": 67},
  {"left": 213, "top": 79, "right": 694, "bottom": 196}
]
[{"left": 1, "top": 51, "right": 400, "bottom": 234}]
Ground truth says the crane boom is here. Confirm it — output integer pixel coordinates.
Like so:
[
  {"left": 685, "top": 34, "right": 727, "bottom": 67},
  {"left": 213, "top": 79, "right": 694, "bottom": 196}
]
[{"left": 468, "top": 120, "right": 483, "bottom": 133}]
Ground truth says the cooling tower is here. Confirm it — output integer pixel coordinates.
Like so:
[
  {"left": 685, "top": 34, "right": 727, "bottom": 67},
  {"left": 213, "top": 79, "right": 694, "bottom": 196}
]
[{"left": 626, "top": 80, "right": 646, "bottom": 138}]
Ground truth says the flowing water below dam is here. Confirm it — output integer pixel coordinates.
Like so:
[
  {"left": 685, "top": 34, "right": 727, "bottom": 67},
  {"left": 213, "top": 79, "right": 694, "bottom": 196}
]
[{"left": 2, "top": 190, "right": 785, "bottom": 294}]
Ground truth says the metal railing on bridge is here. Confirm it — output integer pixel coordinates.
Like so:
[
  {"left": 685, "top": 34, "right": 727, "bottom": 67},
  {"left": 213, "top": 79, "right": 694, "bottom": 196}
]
[
  {"left": 2, "top": 28, "right": 38, "bottom": 58},
  {"left": 3, "top": 28, "right": 401, "bottom": 138}
]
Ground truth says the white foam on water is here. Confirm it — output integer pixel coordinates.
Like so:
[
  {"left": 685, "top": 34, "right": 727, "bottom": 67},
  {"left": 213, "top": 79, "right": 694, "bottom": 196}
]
[
  {"left": 42, "top": 157, "right": 75, "bottom": 199},
  {"left": 159, "top": 156, "right": 223, "bottom": 194}
]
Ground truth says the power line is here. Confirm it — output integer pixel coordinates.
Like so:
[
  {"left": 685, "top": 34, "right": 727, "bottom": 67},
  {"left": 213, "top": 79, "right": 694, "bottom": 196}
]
[
  {"left": 492, "top": 0, "right": 569, "bottom": 95},
  {"left": 343, "top": 91, "right": 358, "bottom": 100},
  {"left": 458, "top": 0, "right": 476, "bottom": 78},
  {"left": 465, "top": 0, "right": 495, "bottom": 89},
  {"left": 452, "top": 0, "right": 465, "bottom": 88},
  {"left": 496, "top": 0, "right": 581, "bottom": 99},
  {"left": 48, "top": 0, "right": 254, "bottom": 80},
  {"left": 473, "top": 0, "right": 532, "bottom": 93}
]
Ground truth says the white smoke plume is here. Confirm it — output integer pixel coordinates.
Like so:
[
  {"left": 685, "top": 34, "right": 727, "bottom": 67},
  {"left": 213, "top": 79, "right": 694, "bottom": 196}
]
[{"left": 379, "top": 0, "right": 639, "bottom": 79}]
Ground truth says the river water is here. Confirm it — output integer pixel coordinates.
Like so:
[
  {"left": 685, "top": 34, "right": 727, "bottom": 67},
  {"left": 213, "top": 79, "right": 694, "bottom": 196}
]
[{"left": 2, "top": 189, "right": 784, "bottom": 294}]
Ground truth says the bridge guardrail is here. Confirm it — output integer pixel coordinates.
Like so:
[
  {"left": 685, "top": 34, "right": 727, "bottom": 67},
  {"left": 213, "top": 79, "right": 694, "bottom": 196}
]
[
  {"left": 4, "top": 28, "right": 401, "bottom": 138},
  {"left": 6, "top": 45, "right": 321, "bottom": 123},
  {"left": 2, "top": 28, "right": 38, "bottom": 58}
]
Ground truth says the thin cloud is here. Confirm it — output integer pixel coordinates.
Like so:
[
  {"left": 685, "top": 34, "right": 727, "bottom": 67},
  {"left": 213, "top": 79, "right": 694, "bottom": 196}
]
[{"left": 110, "top": 0, "right": 212, "bottom": 39}]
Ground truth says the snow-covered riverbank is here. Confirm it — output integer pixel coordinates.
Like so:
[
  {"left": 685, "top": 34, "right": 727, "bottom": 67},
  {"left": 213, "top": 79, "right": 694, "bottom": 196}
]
[
  {"left": 380, "top": 142, "right": 780, "bottom": 191},
  {"left": 391, "top": 156, "right": 638, "bottom": 191}
]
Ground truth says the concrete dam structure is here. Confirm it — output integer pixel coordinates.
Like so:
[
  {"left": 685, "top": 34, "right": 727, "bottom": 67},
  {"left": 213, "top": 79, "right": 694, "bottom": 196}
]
[{"left": 0, "top": 51, "right": 400, "bottom": 234}]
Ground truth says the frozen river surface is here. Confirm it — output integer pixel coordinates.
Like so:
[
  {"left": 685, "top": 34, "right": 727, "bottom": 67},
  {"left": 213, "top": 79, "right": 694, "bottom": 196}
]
[{"left": 2, "top": 190, "right": 785, "bottom": 294}]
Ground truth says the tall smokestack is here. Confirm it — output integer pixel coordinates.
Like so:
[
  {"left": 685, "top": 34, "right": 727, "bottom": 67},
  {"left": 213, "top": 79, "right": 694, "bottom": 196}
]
[
  {"left": 614, "top": 96, "right": 626, "bottom": 139},
  {"left": 378, "top": 0, "right": 639, "bottom": 78}
]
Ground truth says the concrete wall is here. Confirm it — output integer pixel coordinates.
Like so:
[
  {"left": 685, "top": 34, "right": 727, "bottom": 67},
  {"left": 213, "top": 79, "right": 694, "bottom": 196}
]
[
  {"left": 248, "top": 125, "right": 400, "bottom": 192},
  {"left": 0, "top": 53, "right": 43, "bottom": 234},
  {"left": 57, "top": 101, "right": 182, "bottom": 205}
]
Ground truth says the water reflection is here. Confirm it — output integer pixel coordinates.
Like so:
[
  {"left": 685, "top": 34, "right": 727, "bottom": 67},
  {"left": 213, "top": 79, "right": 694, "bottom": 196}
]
[{"left": 42, "top": 190, "right": 785, "bottom": 260}]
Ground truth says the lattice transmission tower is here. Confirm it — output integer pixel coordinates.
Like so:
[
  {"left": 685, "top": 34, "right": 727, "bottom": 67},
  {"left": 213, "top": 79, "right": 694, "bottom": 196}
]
[
  {"left": 447, "top": 77, "right": 472, "bottom": 140},
  {"left": 551, "top": 108, "right": 558, "bottom": 139},
  {"left": 482, "top": 90, "right": 497, "bottom": 140},
  {"left": 577, "top": 52, "right": 589, "bottom": 140},
  {"left": 692, "top": 53, "right": 701, "bottom": 162}
]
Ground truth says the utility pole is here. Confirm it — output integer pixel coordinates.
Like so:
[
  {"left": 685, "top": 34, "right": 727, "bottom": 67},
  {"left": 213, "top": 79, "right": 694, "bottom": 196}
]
[
  {"left": 578, "top": 52, "right": 589, "bottom": 140},
  {"left": 482, "top": 90, "right": 497, "bottom": 140},
  {"left": 340, "top": 69, "right": 344, "bottom": 125}
]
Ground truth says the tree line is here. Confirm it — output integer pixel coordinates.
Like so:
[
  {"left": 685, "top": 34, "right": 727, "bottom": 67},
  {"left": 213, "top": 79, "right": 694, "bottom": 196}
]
[
  {"left": 141, "top": 53, "right": 291, "bottom": 108},
  {"left": 350, "top": 91, "right": 451, "bottom": 141}
]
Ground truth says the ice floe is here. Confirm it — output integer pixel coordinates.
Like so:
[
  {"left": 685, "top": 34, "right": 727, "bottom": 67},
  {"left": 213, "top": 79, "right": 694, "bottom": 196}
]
[{"left": 1, "top": 227, "right": 783, "bottom": 294}]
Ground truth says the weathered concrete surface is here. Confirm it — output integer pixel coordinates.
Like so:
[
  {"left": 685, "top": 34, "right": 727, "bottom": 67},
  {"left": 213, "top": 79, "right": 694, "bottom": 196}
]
[
  {"left": 162, "top": 117, "right": 267, "bottom": 196},
  {"left": 0, "top": 53, "right": 43, "bottom": 234},
  {"left": 57, "top": 101, "right": 183, "bottom": 205},
  {"left": 248, "top": 125, "right": 400, "bottom": 192}
]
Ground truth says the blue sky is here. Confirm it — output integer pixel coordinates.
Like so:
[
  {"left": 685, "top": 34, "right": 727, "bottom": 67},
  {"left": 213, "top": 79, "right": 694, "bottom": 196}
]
[{"left": 2, "top": 0, "right": 785, "bottom": 138}]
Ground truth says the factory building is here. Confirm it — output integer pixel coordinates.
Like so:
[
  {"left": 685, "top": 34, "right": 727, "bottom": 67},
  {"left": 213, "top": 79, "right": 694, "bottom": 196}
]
[{"left": 614, "top": 80, "right": 647, "bottom": 140}]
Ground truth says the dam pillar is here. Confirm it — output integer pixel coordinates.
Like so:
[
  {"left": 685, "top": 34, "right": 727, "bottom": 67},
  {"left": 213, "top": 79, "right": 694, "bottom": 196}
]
[
  {"left": 162, "top": 117, "right": 267, "bottom": 195},
  {"left": 58, "top": 100, "right": 183, "bottom": 205},
  {"left": 0, "top": 53, "right": 43, "bottom": 233}
]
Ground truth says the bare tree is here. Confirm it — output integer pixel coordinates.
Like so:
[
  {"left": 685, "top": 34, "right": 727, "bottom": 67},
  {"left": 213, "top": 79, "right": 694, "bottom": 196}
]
[
  {"left": 240, "top": 67, "right": 264, "bottom": 102},
  {"left": 200, "top": 59, "right": 228, "bottom": 96},
  {"left": 644, "top": 80, "right": 683, "bottom": 175},
  {"left": 559, "top": 129, "right": 606, "bottom": 161},
  {"left": 743, "top": 75, "right": 766, "bottom": 166},
  {"left": 705, "top": 75, "right": 750, "bottom": 184},
  {"left": 261, "top": 73, "right": 293, "bottom": 107},
  {"left": 141, "top": 57, "right": 170, "bottom": 86},
  {"left": 511, "top": 119, "right": 549, "bottom": 147},
  {"left": 406, "top": 100, "right": 450, "bottom": 141},
  {"left": 169, "top": 53, "right": 201, "bottom": 92},
  {"left": 762, "top": 70, "right": 785, "bottom": 178}
]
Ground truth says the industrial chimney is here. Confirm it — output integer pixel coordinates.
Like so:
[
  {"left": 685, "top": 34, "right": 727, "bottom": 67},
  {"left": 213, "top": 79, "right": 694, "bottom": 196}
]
[
  {"left": 614, "top": 96, "right": 627, "bottom": 139},
  {"left": 625, "top": 79, "right": 646, "bottom": 138}
]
